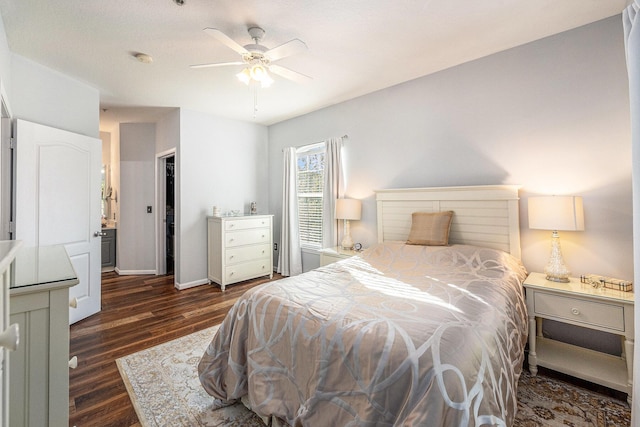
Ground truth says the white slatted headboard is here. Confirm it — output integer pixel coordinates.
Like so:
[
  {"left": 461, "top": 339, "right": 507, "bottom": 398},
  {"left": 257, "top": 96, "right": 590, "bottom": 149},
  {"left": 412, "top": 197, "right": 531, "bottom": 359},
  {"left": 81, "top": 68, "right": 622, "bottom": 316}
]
[{"left": 375, "top": 185, "right": 521, "bottom": 258}]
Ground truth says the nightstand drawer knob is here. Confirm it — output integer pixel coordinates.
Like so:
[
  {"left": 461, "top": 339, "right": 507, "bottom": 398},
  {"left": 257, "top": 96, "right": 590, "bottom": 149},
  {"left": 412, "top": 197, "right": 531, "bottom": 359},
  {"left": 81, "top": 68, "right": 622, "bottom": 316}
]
[{"left": 571, "top": 308, "right": 580, "bottom": 316}]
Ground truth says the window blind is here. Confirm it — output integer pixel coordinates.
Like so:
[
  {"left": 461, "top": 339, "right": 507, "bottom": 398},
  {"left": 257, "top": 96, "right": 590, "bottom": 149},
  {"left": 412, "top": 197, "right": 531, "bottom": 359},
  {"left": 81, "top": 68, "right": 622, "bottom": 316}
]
[{"left": 297, "top": 146, "right": 325, "bottom": 247}]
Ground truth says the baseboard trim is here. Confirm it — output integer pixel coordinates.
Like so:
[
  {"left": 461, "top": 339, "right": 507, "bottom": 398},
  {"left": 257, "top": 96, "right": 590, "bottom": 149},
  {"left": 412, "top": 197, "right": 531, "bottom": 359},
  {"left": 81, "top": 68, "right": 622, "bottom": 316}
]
[
  {"left": 175, "top": 278, "right": 210, "bottom": 290},
  {"left": 115, "top": 268, "right": 157, "bottom": 275}
]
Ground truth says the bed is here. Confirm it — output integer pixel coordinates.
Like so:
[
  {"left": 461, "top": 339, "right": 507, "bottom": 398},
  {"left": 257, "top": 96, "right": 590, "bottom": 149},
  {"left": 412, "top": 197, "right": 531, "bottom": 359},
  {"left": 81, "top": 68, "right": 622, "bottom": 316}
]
[{"left": 198, "top": 185, "right": 528, "bottom": 426}]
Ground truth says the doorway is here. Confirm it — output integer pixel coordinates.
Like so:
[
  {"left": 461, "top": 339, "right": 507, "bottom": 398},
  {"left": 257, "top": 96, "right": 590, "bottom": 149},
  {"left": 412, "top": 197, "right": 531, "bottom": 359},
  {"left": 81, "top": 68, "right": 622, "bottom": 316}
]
[
  {"left": 156, "top": 149, "right": 176, "bottom": 277},
  {"left": 165, "top": 156, "right": 175, "bottom": 274}
]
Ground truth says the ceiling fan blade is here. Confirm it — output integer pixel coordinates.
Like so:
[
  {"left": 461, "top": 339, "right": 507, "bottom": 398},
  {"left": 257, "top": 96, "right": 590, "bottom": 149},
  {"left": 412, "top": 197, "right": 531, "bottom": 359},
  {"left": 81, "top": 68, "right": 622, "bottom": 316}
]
[
  {"left": 265, "top": 39, "right": 307, "bottom": 62},
  {"left": 269, "top": 64, "right": 312, "bottom": 84},
  {"left": 203, "top": 28, "right": 249, "bottom": 55},
  {"left": 190, "top": 61, "right": 244, "bottom": 69}
]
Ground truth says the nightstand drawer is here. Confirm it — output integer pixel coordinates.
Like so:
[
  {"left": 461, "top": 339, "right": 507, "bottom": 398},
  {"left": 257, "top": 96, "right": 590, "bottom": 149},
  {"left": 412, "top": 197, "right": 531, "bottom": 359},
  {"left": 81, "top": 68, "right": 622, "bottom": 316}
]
[{"left": 533, "top": 291, "right": 625, "bottom": 332}]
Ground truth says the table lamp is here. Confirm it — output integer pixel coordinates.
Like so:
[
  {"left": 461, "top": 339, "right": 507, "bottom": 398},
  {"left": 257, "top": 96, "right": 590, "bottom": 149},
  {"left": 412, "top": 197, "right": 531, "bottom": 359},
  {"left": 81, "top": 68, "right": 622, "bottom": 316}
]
[
  {"left": 528, "top": 195, "right": 584, "bottom": 282},
  {"left": 336, "top": 198, "right": 361, "bottom": 250}
]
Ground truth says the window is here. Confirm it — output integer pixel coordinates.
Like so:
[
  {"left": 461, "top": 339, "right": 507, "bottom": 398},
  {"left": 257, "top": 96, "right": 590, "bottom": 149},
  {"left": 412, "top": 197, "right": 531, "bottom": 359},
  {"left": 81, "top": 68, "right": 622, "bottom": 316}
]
[{"left": 297, "top": 145, "right": 325, "bottom": 247}]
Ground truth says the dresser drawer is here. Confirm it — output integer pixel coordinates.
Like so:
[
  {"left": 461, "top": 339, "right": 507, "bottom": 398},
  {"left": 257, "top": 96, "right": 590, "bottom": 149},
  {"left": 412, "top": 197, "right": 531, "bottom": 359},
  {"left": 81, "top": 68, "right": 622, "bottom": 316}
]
[
  {"left": 225, "top": 244, "right": 270, "bottom": 265},
  {"left": 224, "top": 259, "right": 271, "bottom": 282},
  {"left": 533, "top": 291, "right": 625, "bottom": 332},
  {"left": 225, "top": 228, "right": 271, "bottom": 247},
  {"left": 225, "top": 217, "right": 271, "bottom": 231}
]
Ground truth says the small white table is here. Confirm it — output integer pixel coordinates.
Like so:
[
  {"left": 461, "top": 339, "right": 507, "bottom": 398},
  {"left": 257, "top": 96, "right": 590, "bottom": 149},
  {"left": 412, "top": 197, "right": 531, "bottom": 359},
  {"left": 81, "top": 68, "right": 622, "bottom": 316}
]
[
  {"left": 523, "top": 272, "right": 634, "bottom": 404},
  {"left": 319, "top": 246, "right": 359, "bottom": 266}
]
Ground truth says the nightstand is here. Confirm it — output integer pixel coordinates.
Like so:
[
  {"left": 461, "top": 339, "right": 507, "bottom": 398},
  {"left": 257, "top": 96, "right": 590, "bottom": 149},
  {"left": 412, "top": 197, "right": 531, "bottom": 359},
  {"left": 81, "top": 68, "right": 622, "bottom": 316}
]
[
  {"left": 523, "top": 272, "right": 634, "bottom": 403},
  {"left": 319, "top": 246, "right": 359, "bottom": 266}
]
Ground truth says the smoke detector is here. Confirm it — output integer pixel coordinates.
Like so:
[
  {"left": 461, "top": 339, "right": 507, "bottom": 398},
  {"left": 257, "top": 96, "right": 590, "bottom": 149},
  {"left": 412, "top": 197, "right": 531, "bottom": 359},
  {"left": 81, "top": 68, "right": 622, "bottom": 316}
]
[{"left": 133, "top": 53, "right": 153, "bottom": 64}]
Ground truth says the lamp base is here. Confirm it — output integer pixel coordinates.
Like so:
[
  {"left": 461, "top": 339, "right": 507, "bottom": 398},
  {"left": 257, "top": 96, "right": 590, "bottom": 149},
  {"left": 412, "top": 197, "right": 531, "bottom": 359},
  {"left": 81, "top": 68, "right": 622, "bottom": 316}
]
[
  {"left": 544, "top": 230, "right": 571, "bottom": 283},
  {"left": 545, "top": 275, "right": 570, "bottom": 283},
  {"left": 341, "top": 219, "right": 354, "bottom": 250}
]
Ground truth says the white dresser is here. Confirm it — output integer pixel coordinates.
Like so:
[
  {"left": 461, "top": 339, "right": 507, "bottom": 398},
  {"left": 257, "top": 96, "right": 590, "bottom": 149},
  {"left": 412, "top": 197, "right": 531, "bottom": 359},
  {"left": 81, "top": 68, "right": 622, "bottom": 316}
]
[
  {"left": 9, "top": 245, "right": 78, "bottom": 426},
  {"left": 207, "top": 215, "right": 273, "bottom": 290}
]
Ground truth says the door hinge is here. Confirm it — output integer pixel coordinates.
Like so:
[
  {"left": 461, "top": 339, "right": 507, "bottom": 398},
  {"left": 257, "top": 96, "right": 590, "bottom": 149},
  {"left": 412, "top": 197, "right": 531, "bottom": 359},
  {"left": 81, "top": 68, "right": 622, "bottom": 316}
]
[
  {"left": 8, "top": 221, "right": 15, "bottom": 233},
  {"left": 9, "top": 137, "right": 15, "bottom": 149}
]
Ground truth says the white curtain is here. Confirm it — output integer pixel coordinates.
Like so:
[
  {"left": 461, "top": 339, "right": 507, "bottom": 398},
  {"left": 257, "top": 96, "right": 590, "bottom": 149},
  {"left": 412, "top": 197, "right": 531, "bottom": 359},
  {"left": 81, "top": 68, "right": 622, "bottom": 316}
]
[
  {"left": 277, "top": 147, "right": 302, "bottom": 276},
  {"left": 321, "top": 137, "right": 345, "bottom": 249},
  {"left": 623, "top": 2, "right": 639, "bottom": 423}
]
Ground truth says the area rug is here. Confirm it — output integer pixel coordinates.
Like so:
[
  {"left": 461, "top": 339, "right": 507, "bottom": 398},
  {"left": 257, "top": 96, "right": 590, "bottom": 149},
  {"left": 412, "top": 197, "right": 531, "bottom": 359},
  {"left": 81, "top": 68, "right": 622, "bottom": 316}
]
[
  {"left": 117, "top": 326, "right": 631, "bottom": 427},
  {"left": 117, "top": 325, "right": 263, "bottom": 427}
]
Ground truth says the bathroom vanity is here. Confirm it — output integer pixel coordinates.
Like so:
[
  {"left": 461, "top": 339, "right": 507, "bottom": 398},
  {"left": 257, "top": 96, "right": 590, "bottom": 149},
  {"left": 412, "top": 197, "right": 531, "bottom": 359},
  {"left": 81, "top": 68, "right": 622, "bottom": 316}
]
[{"left": 101, "top": 227, "right": 117, "bottom": 271}]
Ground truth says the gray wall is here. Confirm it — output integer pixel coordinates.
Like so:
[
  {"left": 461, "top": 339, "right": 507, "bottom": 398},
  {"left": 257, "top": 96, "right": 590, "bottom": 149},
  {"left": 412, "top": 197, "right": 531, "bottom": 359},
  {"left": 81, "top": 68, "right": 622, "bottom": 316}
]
[
  {"left": 105, "top": 108, "right": 268, "bottom": 288},
  {"left": 176, "top": 108, "right": 268, "bottom": 288},
  {"left": 268, "top": 16, "right": 632, "bottom": 282},
  {"left": 118, "top": 123, "right": 157, "bottom": 273},
  {"left": 11, "top": 55, "right": 99, "bottom": 138}
]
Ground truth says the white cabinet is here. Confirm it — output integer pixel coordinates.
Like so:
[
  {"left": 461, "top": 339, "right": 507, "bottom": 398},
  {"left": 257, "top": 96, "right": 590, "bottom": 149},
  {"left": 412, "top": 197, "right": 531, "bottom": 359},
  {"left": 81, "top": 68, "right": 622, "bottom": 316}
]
[
  {"left": 523, "top": 272, "right": 634, "bottom": 403},
  {"left": 0, "top": 241, "right": 22, "bottom": 426},
  {"left": 207, "top": 215, "right": 273, "bottom": 290},
  {"left": 9, "top": 245, "right": 78, "bottom": 427}
]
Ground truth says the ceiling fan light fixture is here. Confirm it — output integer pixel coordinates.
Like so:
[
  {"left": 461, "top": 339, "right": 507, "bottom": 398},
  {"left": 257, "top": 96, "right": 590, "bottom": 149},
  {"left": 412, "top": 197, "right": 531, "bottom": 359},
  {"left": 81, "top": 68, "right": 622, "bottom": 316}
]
[
  {"left": 236, "top": 64, "right": 274, "bottom": 87},
  {"left": 260, "top": 73, "right": 274, "bottom": 88},
  {"left": 250, "top": 64, "right": 267, "bottom": 80},
  {"left": 236, "top": 68, "right": 251, "bottom": 85}
]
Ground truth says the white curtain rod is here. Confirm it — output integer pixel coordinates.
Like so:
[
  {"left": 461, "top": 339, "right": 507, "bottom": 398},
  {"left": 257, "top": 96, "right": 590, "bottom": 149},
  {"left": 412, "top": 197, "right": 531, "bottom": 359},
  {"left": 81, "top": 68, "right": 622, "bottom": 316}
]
[{"left": 282, "top": 135, "right": 348, "bottom": 152}]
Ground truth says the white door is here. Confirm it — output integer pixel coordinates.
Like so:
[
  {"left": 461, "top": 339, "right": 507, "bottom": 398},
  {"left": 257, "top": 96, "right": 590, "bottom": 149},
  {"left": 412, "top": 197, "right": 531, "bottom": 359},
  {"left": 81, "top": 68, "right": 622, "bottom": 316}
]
[{"left": 14, "top": 119, "right": 102, "bottom": 324}]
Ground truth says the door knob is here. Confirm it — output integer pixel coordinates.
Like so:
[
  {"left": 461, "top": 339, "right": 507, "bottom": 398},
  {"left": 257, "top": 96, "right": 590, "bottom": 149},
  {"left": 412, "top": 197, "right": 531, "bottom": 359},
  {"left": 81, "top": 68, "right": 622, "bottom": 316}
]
[
  {"left": 0, "top": 324, "right": 19, "bottom": 351},
  {"left": 94, "top": 231, "right": 107, "bottom": 237}
]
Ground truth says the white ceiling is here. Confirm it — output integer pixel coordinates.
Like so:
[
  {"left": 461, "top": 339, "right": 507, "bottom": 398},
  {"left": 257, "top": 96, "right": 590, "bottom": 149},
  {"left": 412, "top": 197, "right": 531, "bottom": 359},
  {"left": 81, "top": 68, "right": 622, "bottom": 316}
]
[{"left": 0, "top": 0, "right": 629, "bottom": 128}]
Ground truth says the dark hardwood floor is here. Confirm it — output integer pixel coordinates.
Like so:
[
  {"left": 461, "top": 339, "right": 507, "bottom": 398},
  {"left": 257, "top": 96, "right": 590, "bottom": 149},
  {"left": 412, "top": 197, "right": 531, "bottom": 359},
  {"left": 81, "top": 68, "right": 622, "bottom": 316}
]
[{"left": 69, "top": 272, "right": 280, "bottom": 427}]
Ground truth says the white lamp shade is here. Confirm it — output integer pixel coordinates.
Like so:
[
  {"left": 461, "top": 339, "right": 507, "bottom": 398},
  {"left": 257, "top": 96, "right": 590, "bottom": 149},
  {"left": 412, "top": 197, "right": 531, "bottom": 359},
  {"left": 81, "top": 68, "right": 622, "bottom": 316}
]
[
  {"left": 528, "top": 196, "right": 584, "bottom": 231},
  {"left": 335, "top": 198, "right": 362, "bottom": 220}
]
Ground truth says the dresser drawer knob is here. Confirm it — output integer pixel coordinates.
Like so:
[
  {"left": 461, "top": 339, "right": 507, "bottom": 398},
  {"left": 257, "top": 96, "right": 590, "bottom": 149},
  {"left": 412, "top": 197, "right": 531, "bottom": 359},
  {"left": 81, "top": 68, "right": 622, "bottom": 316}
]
[
  {"left": 69, "top": 356, "right": 78, "bottom": 369},
  {"left": 69, "top": 297, "right": 78, "bottom": 308},
  {"left": 571, "top": 308, "right": 580, "bottom": 316}
]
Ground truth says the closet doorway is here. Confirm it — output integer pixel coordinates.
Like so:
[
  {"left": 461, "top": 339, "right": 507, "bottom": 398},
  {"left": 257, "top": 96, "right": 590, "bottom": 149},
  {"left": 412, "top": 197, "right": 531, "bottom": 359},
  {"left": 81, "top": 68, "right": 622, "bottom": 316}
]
[
  {"left": 156, "top": 149, "right": 176, "bottom": 276},
  {"left": 165, "top": 156, "right": 175, "bottom": 274}
]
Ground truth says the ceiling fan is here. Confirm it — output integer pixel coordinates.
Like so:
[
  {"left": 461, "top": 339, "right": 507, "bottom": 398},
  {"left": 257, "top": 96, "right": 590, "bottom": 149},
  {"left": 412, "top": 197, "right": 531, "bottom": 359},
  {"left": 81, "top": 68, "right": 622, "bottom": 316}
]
[{"left": 191, "top": 26, "right": 311, "bottom": 87}]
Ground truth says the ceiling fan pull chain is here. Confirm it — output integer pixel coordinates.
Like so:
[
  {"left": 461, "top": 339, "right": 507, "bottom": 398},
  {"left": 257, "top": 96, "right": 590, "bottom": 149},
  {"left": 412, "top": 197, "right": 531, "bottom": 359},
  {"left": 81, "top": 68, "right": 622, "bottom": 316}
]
[{"left": 253, "top": 87, "right": 258, "bottom": 119}]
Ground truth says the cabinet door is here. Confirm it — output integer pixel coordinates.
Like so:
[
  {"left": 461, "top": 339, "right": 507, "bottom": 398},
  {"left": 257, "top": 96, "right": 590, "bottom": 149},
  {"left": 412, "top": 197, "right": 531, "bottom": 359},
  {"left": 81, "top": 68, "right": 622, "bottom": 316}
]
[
  {"left": 101, "top": 230, "right": 116, "bottom": 268},
  {"left": 10, "top": 287, "right": 71, "bottom": 426},
  {"left": 0, "top": 267, "right": 8, "bottom": 427}
]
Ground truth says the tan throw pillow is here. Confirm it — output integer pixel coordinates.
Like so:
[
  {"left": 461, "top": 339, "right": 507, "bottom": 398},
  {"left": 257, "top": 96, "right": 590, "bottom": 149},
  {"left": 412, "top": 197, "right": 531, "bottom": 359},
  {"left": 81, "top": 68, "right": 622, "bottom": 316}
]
[{"left": 406, "top": 211, "right": 454, "bottom": 246}]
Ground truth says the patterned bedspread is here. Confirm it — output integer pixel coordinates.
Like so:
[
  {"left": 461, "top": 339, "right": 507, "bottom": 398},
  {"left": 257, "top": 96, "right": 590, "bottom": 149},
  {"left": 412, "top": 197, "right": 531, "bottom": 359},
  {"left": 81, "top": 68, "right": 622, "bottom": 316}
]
[{"left": 198, "top": 243, "right": 529, "bottom": 426}]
